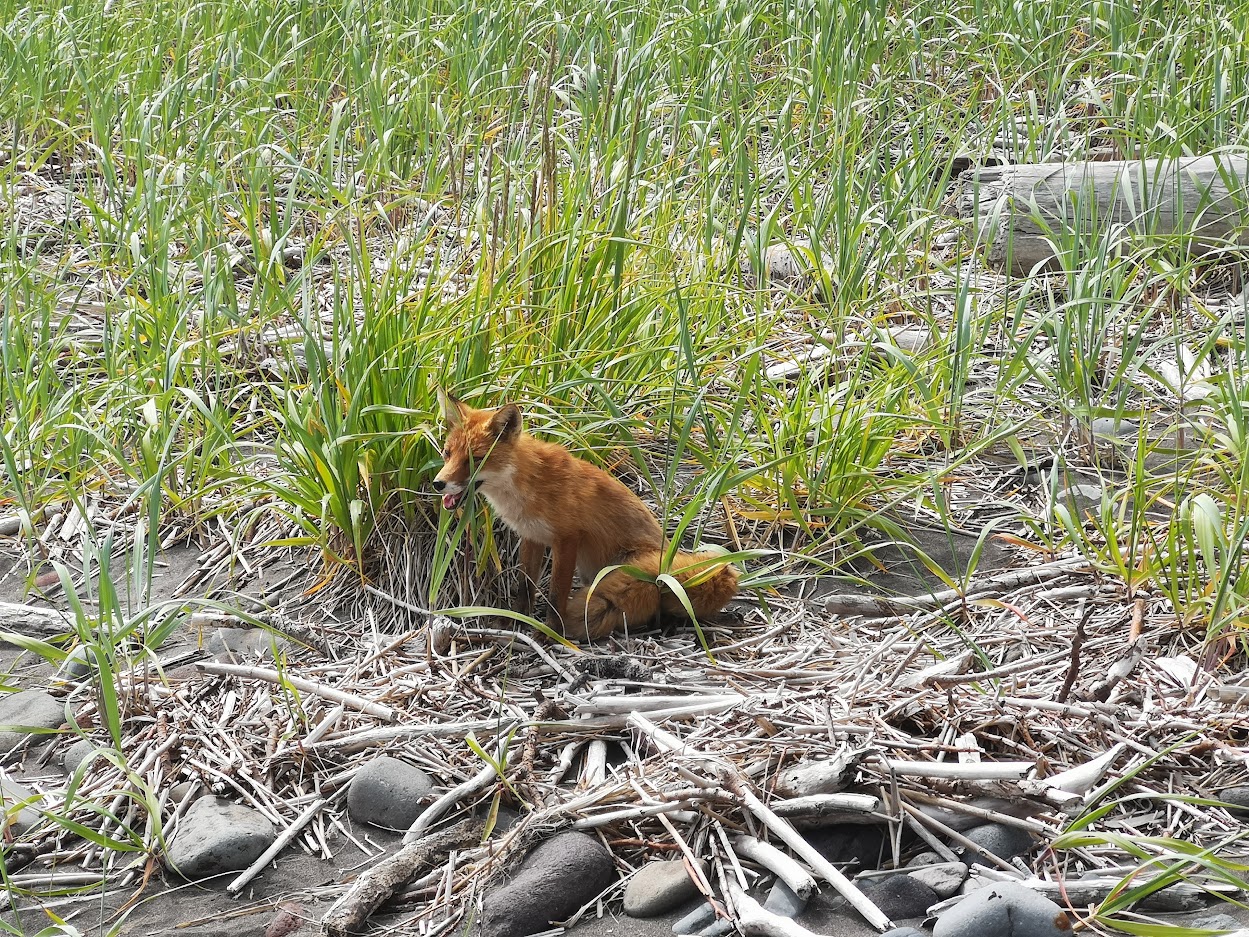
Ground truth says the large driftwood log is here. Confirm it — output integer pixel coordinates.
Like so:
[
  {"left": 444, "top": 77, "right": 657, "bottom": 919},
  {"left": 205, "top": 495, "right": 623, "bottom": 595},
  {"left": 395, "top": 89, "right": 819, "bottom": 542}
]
[
  {"left": 0, "top": 602, "right": 73, "bottom": 639},
  {"left": 958, "top": 156, "right": 1249, "bottom": 274}
]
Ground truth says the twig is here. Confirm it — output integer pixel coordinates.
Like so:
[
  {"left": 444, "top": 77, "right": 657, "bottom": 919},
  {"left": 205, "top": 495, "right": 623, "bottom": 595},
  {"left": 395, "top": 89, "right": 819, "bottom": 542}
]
[
  {"left": 227, "top": 797, "right": 327, "bottom": 895},
  {"left": 322, "top": 818, "right": 485, "bottom": 937},
  {"left": 195, "top": 661, "right": 398, "bottom": 722}
]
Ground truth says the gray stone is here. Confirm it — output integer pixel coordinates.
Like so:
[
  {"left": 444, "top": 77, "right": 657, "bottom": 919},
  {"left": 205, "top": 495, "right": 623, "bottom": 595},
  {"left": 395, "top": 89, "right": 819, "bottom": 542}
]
[
  {"left": 696, "top": 922, "right": 733, "bottom": 937},
  {"left": 60, "top": 645, "right": 95, "bottom": 681},
  {"left": 0, "top": 774, "right": 45, "bottom": 833},
  {"left": 1090, "top": 417, "right": 1140, "bottom": 440},
  {"left": 1183, "top": 913, "right": 1241, "bottom": 931},
  {"left": 1218, "top": 786, "right": 1249, "bottom": 814},
  {"left": 479, "top": 832, "right": 616, "bottom": 937},
  {"left": 906, "top": 851, "right": 942, "bottom": 868},
  {"left": 61, "top": 738, "right": 98, "bottom": 774},
  {"left": 0, "top": 689, "right": 65, "bottom": 754},
  {"left": 907, "top": 860, "right": 968, "bottom": 899},
  {"left": 933, "top": 882, "right": 1070, "bottom": 937},
  {"left": 858, "top": 874, "right": 940, "bottom": 920},
  {"left": 672, "top": 901, "right": 716, "bottom": 934},
  {"left": 881, "top": 929, "right": 927, "bottom": 937},
  {"left": 624, "top": 859, "right": 706, "bottom": 917},
  {"left": 962, "top": 823, "right": 1034, "bottom": 867},
  {"left": 762, "top": 879, "right": 808, "bottom": 918},
  {"left": 208, "top": 627, "right": 290, "bottom": 662},
  {"left": 164, "top": 796, "right": 276, "bottom": 879},
  {"left": 346, "top": 756, "right": 435, "bottom": 830}
]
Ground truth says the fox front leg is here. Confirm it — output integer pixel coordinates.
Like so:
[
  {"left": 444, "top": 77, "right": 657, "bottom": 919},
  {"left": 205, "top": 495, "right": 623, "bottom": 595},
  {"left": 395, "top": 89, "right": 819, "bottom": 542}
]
[{"left": 515, "top": 539, "right": 545, "bottom": 613}]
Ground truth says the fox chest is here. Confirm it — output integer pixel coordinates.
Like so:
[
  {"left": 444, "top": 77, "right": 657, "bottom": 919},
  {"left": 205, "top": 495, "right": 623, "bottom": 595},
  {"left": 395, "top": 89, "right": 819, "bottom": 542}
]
[{"left": 482, "top": 483, "right": 555, "bottom": 544}]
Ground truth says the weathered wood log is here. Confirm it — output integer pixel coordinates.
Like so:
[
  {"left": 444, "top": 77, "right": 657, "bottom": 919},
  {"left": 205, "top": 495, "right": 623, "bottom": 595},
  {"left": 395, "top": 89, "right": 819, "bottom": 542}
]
[
  {"left": 0, "top": 601, "right": 74, "bottom": 639},
  {"left": 958, "top": 155, "right": 1249, "bottom": 274},
  {"left": 321, "top": 818, "right": 484, "bottom": 937}
]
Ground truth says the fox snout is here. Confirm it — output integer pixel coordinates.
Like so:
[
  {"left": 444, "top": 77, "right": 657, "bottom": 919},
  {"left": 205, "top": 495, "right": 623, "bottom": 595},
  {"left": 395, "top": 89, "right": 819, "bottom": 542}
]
[{"left": 432, "top": 470, "right": 466, "bottom": 510}]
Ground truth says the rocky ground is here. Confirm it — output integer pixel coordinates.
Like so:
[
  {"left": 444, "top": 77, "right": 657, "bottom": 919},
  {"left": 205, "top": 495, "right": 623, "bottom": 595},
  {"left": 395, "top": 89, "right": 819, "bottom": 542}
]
[{"left": 2, "top": 528, "right": 1249, "bottom": 937}]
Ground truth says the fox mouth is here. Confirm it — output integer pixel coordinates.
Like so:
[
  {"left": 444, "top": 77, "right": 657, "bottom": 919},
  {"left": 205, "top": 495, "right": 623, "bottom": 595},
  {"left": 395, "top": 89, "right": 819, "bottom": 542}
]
[{"left": 442, "top": 491, "right": 465, "bottom": 511}]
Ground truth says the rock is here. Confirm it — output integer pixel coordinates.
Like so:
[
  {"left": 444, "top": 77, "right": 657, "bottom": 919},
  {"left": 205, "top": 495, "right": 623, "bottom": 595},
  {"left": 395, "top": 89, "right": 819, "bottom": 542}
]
[
  {"left": 858, "top": 874, "right": 940, "bottom": 920},
  {"left": 906, "top": 851, "right": 942, "bottom": 867},
  {"left": 696, "top": 922, "right": 733, "bottom": 937},
  {"left": 933, "top": 882, "right": 1071, "bottom": 937},
  {"left": 479, "top": 832, "right": 616, "bottom": 937},
  {"left": 208, "top": 627, "right": 290, "bottom": 662},
  {"left": 0, "top": 689, "right": 65, "bottom": 754},
  {"left": 0, "top": 774, "right": 45, "bottom": 834},
  {"left": 803, "top": 825, "right": 885, "bottom": 869},
  {"left": 60, "top": 645, "right": 95, "bottom": 681},
  {"left": 962, "top": 823, "right": 1034, "bottom": 867},
  {"left": 346, "top": 756, "right": 435, "bottom": 830},
  {"left": 881, "top": 929, "right": 928, "bottom": 937},
  {"left": 673, "top": 902, "right": 716, "bottom": 935},
  {"left": 1090, "top": 417, "right": 1140, "bottom": 440},
  {"left": 907, "top": 860, "right": 967, "bottom": 899},
  {"left": 1181, "top": 913, "right": 1241, "bottom": 931},
  {"left": 624, "top": 859, "right": 706, "bottom": 917},
  {"left": 61, "top": 738, "right": 97, "bottom": 773},
  {"left": 164, "top": 796, "right": 276, "bottom": 879},
  {"left": 762, "top": 242, "right": 810, "bottom": 283},
  {"left": 1218, "top": 786, "right": 1249, "bottom": 814},
  {"left": 762, "top": 879, "right": 808, "bottom": 918}
]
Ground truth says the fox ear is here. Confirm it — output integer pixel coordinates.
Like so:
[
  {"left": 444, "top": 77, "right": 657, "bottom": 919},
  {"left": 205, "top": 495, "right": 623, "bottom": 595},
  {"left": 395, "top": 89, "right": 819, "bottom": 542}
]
[
  {"left": 489, "top": 404, "right": 522, "bottom": 442},
  {"left": 438, "top": 389, "right": 467, "bottom": 427}
]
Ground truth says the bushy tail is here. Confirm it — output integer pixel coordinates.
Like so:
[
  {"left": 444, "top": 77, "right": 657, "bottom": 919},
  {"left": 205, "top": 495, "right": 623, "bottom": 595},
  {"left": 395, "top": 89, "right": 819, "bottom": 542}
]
[{"left": 561, "top": 549, "right": 739, "bottom": 642}]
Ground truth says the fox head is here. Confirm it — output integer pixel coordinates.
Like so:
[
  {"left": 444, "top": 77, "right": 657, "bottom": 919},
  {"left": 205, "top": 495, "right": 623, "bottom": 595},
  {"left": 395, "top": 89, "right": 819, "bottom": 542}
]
[{"left": 432, "top": 391, "right": 523, "bottom": 510}]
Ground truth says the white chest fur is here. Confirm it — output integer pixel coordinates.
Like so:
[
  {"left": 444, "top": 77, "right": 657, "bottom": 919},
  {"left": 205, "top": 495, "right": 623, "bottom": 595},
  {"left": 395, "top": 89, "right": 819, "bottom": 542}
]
[{"left": 481, "top": 466, "right": 554, "bottom": 543}]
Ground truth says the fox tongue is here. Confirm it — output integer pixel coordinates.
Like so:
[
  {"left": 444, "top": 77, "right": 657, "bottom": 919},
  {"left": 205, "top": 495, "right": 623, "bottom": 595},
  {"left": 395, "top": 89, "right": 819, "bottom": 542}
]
[{"left": 442, "top": 492, "right": 461, "bottom": 511}]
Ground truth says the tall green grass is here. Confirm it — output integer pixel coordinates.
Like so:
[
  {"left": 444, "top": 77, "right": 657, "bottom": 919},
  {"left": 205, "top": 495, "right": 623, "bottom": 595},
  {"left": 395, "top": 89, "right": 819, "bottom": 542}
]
[{"left": 2, "top": 0, "right": 1249, "bottom": 634}]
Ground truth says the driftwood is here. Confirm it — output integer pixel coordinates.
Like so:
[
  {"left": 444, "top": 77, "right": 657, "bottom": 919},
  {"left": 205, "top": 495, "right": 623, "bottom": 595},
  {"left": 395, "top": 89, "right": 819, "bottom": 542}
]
[
  {"left": 321, "top": 818, "right": 485, "bottom": 937},
  {"left": 957, "top": 155, "right": 1249, "bottom": 274},
  {"left": 0, "top": 601, "right": 74, "bottom": 638}
]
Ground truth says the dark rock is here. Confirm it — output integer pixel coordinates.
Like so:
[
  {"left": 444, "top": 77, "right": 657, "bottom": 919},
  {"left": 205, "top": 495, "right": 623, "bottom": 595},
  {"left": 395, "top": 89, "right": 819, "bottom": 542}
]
[
  {"left": 164, "top": 796, "right": 276, "bottom": 879},
  {"left": 672, "top": 901, "right": 716, "bottom": 934},
  {"left": 962, "top": 823, "right": 1034, "bottom": 867},
  {"left": 762, "top": 879, "right": 808, "bottom": 918},
  {"left": 479, "top": 832, "right": 616, "bottom": 937},
  {"left": 802, "top": 824, "right": 885, "bottom": 869},
  {"left": 0, "top": 689, "right": 65, "bottom": 754},
  {"left": 1218, "top": 786, "right": 1249, "bottom": 814},
  {"left": 60, "top": 645, "right": 95, "bottom": 681},
  {"left": 624, "top": 859, "right": 705, "bottom": 917},
  {"left": 346, "top": 755, "right": 435, "bottom": 830},
  {"left": 858, "top": 874, "right": 939, "bottom": 920},
  {"left": 933, "top": 882, "right": 1071, "bottom": 937}
]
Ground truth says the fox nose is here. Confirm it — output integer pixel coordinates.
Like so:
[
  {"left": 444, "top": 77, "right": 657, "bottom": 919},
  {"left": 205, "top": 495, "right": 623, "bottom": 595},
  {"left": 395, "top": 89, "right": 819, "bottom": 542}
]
[{"left": 432, "top": 479, "right": 446, "bottom": 492}]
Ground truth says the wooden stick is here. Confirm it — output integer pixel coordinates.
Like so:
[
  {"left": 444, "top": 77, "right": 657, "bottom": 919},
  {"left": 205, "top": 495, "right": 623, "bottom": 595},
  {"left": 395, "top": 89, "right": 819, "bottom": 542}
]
[
  {"left": 195, "top": 661, "right": 398, "bottom": 722},
  {"left": 321, "top": 818, "right": 484, "bottom": 937},
  {"left": 727, "top": 881, "right": 822, "bottom": 937},
  {"left": 227, "top": 797, "right": 327, "bottom": 895},
  {"left": 732, "top": 835, "right": 816, "bottom": 901}
]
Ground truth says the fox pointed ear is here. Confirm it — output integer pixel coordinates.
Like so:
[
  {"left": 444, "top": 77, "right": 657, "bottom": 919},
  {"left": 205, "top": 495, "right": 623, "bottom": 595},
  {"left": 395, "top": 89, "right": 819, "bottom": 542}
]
[
  {"left": 438, "top": 389, "right": 467, "bottom": 427},
  {"left": 489, "top": 403, "right": 522, "bottom": 442}
]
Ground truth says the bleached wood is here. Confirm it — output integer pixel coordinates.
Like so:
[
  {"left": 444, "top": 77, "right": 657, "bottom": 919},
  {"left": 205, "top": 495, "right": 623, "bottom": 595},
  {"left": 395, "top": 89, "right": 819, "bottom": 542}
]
[{"left": 958, "top": 155, "right": 1249, "bottom": 274}]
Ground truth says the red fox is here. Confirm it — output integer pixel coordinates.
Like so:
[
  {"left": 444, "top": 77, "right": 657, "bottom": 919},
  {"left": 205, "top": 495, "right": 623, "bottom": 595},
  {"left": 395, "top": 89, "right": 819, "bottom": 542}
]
[{"left": 432, "top": 392, "right": 739, "bottom": 641}]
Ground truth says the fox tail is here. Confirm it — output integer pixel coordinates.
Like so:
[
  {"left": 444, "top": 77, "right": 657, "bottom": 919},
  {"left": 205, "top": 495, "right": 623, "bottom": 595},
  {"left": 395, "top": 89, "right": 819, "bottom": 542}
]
[{"left": 561, "top": 549, "right": 740, "bottom": 642}]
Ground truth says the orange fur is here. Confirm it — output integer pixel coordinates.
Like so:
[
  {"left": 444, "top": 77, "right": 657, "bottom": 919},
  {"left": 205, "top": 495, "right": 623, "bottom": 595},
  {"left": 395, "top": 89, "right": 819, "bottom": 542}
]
[{"left": 433, "top": 393, "right": 739, "bottom": 640}]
